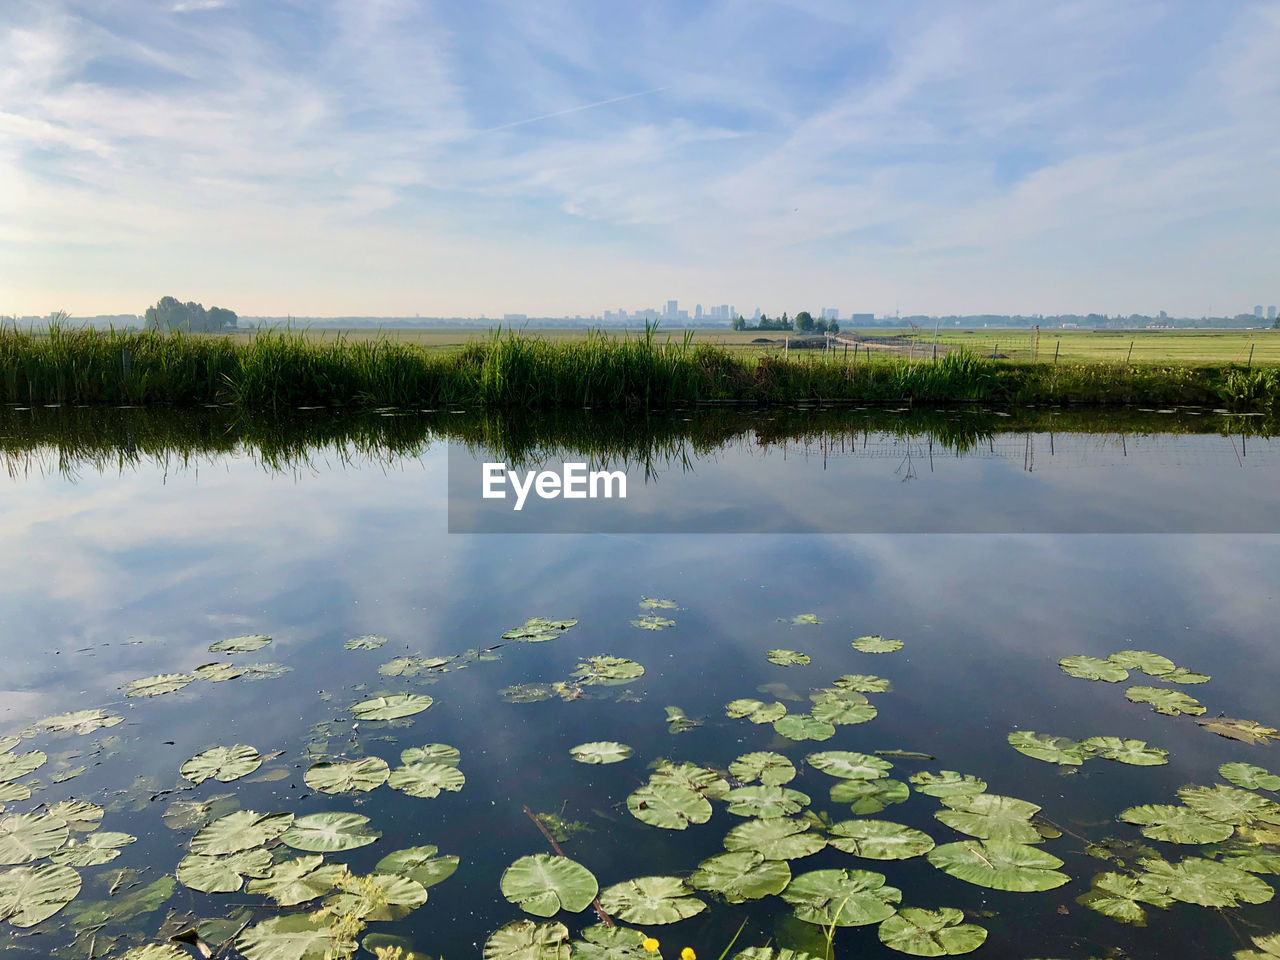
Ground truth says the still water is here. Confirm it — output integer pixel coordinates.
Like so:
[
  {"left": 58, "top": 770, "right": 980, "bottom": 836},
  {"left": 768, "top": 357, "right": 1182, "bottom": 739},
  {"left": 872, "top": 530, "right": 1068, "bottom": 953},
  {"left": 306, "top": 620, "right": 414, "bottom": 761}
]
[{"left": 1, "top": 406, "right": 1278, "bottom": 960}]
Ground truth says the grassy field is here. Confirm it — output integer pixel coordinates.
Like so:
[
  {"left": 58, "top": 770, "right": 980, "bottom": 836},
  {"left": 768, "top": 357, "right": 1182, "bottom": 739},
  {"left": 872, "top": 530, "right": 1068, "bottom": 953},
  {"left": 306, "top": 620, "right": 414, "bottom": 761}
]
[{"left": 235, "top": 325, "right": 1280, "bottom": 365}]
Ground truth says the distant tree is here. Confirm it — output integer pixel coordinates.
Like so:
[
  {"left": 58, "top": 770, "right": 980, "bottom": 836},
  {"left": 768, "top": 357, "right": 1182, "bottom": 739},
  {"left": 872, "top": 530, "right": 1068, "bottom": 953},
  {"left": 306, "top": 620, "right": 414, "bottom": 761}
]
[
  {"left": 1274, "top": 317, "right": 1279, "bottom": 329},
  {"left": 813, "top": 317, "right": 828, "bottom": 333},
  {"left": 780, "top": 312, "right": 791, "bottom": 330},
  {"left": 795, "top": 311, "right": 814, "bottom": 332},
  {"left": 731, "top": 315, "right": 746, "bottom": 331},
  {"left": 827, "top": 319, "right": 839, "bottom": 333},
  {"left": 144, "top": 296, "right": 237, "bottom": 332}
]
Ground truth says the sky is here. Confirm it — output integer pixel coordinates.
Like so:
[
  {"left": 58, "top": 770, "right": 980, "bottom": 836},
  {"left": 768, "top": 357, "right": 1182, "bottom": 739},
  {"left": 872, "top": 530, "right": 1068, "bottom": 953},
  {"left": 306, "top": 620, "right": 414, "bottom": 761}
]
[{"left": 1, "top": 0, "right": 1278, "bottom": 319}]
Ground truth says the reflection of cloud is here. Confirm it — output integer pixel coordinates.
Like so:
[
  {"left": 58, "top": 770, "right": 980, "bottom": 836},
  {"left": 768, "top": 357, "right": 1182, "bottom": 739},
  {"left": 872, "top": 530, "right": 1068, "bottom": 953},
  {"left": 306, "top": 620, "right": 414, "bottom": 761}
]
[{"left": 171, "top": 0, "right": 230, "bottom": 11}]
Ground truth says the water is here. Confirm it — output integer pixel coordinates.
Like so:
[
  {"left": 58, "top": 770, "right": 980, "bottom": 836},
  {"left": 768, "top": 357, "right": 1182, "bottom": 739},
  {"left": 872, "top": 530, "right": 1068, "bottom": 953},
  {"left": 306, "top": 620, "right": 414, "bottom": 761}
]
[{"left": 1, "top": 405, "right": 1278, "bottom": 959}]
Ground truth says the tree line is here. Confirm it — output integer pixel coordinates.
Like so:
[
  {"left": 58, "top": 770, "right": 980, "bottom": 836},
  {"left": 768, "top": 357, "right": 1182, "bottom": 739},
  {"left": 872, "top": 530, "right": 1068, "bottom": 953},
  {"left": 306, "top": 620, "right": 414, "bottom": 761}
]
[
  {"left": 144, "top": 296, "right": 238, "bottom": 333},
  {"left": 731, "top": 311, "right": 839, "bottom": 334}
]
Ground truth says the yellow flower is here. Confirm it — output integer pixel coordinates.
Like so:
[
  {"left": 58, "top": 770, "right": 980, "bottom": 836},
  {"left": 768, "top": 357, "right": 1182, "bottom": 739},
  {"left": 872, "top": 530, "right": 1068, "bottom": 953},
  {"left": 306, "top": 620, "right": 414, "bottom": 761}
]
[
  {"left": 642, "top": 938, "right": 660, "bottom": 952},
  {"left": 681, "top": 949, "right": 696, "bottom": 960}
]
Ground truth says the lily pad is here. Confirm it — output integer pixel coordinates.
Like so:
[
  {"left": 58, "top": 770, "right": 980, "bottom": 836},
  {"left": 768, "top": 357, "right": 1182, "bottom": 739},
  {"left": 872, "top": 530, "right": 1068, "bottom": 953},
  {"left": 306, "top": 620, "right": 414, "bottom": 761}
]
[
  {"left": 502, "top": 618, "right": 578, "bottom": 642},
  {"left": 117, "top": 947, "right": 191, "bottom": 960},
  {"left": 829, "top": 820, "right": 935, "bottom": 860},
  {"left": 632, "top": 615, "right": 675, "bottom": 631},
  {"left": 1119, "top": 805, "right": 1234, "bottom": 843},
  {"left": 690, "top": 851, "right": 791, "bottom": 903},
  {"left": 598, "top": 876, "right": 707, "bottom": 925},
  {"left": 571, "top": 924, "right": 651, "bottom": 960},
  {"left": 664, "top": 706, "right": 700, "bottom": 733},
  {"left": 877, "top": 907, "right": 987, "bottom": 956},
  {"left": 193, "top": 662, "right": 245, "bottom": 682},
  {"left": 810, "top": 697, "right": 878, "bottom": 726},
  {"left": 640, "top": 598, "right": 678, "bottom": 610},
  {"left": 572, "top": 656, "right": 645, "bottom": 686},
  {"left": 774, "top": 715, "right": 835, "bottom": 742},
  {"left": 401, "top": 743, "right": 461, "bottom": 767},
  {"left": 1221, "top": 763, "right": 1280, "bottom": 791},
  {"left": 191, "top": 811, "right": 294, "bottom": 856},
  {"left": 46, "top": 800, "right": 102, "bottom": 831},
  {"left": 927, "top": 840, "right": 1070, "bottom": 891},
  {"left": 724, "top": 818, "right": 827, "bottom": 861},
  {"left": 791, "top": 614, "right": 822, "bottom": 624},
  {"left": 571, "top": 742, "right": 633, "bottom": 765},
  {"left": 627, "top": 783, "right": 712, "bottom": 830},
  {"left": 181, "top": 745, "right": 263, "bottom": 785},
  {"left": 0, "top": 750, "right": 46, "bottom": 782},
  {"left": 852, "top": 635, "right": 903, "bottom": 653},
  {"left": 324, "top": 871, "right": 428, "bottom": 921},
  {"left": 782, "top": 868, "right": 902, "bottom": 926},
  {"left": 240, "top": 662, "right": 291, "bottom": 681},
  {"left": 0, "top": 863, "right": 81, "bottom": 927},
  {"left": 1235, "top": 933, "right": 1280, "bottom": 960},
  {"left": 304, "top": 757, "right": 390, "bottom": 794},
  {"left": 1080, "top": 737, "right": 1168, "bottom": 766},
  {"left": 724, "top": 786, "right": 811, "bottom": 819},
  {"left": 210, "top": 634, "right": 272, "bottom": 653},
  {"left": 484, "top": 920, "right": 570, "bottom": 960},
  {"left": 345, "top": 634, "right": 388, "bottom": 650},
  {"left": 807, "top": 751, "right": 892, "bottom": 781},
  {"left": 726, "top": 700, "right": 788, "bottom": 724},
  {"left": 1178, "top": 784, "right": 1280, "bottom": 825},
  {"left": 1058, "top": 656, "right": 1128, "bottom": 682},
  {"left": 651, "top": 761, "right": 730, "bottom": 798},
  {"left": 1197, "top": 717, "right": 1280, "bottom": 744},
  {"left": 388, "top": 761, "right": 466, "bottom": 798},
  {"left": 1139, "top": 855, "right": 1274, "bottom": 907},
  {"left": 349, "top": 693, "right": 434, "bottom": 720},
  {"left": 502, "top": 854, "right": 599, "bottom": 917},
  {"left": 730, "top": 752, "right": 797, "bottom": 786},
  {"left": 833, "top": 674, "right": 891, "bottom": 693},
  {"left": 1076, "top": 871, "right": 1173, "bottom": 925},
  {"left": 830, "top": 779, "right": 910, "bottom": 815},
  {"left": 236, "top": 912, "right": 358, "bottom": 960},
  {"left": 246, "top": 856, "right": 347, "bottom": 906},
  {"left": 376, "top": 846, "right": 459, "bottom": 889},
  {"left": 177, "top": 848, "right": 273, "bottom": 893},
  {"left": 0, "top": 814, "right": 69, "bottom": 865},
  {"left": 1007, "top": 732, "right": 1086, "bottom": 766},
  {"left": 121, "top": 673, "right": 195, "bottom": 698},
  {"left": 1109, "top": 650, "right": 1175, "bottom": 676},
  {"left": 1126, "top": 685, "right": 1205, "bottom": 716},
  {"left": 1162, "top": 667, "right": 1211, "bottom": 684},
  {"left": 23, "top": 709, "right": 123, "bottom": 737},
  {"left": 935, "top": 794, "right": 1042, "bottom": 844},
  {"left": 49, "top": 831, "right": 136, "bottom": 867},
  {"left": 281, "top": 812, "right": 380, "bottom": 852},
  {"left": 767, "top": 650, "right": 810, "bottom": 666},
  {"left": 908, "top": 772, "right": 987, "bottom": 799}
]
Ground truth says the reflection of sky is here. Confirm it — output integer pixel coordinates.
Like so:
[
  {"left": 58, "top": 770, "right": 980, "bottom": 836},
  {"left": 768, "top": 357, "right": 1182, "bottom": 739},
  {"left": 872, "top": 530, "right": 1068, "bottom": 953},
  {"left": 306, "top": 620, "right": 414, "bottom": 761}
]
[{"left": 1, "top": 442, "right": 1279, "bottom": 957}]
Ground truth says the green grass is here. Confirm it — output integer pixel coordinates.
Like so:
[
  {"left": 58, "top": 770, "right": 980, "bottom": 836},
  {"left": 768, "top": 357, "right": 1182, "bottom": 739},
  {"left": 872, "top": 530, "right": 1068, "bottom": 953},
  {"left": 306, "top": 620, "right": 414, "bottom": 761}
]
[{"left": 2, "top": 324, "right": 1277, "bottom": 410}]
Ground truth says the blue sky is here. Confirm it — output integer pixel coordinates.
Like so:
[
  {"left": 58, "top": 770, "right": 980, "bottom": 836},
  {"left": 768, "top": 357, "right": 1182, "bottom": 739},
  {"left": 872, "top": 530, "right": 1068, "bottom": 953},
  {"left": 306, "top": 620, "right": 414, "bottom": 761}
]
[{"left": 1, "top": 0, "right": 1277, "bottom": 317}]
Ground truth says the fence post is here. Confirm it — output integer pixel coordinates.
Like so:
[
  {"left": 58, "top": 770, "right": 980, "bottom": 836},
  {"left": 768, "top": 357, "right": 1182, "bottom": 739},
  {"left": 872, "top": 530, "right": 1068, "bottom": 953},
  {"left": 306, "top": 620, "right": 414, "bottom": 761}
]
[
  {"left": 1126, "top": 340, "right": 1134, "bottom": 363},
  {"left": 992, "top": 343, "right": 998, "bottom": 360},
  {"left": 932, "top": 322, "right": 939, "bottom": 362},
  {"left": 122, "top": 347, "right": 131, "bottom": 380},
  {"left": 785, "top": 337, "right": 789, "bottom": 358},
  {"left": 1248, "top": 343, "right": 1255, "bottom": 371},
  {"left": 1053, "top": 341, "right": 1060, "bottom": 365}
]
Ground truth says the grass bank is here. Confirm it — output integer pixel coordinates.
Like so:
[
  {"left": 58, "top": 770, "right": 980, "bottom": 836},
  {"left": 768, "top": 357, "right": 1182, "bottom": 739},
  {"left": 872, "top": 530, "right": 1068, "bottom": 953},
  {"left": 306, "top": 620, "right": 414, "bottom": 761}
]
[{"left": 3, "top": 325, "right": 1278, "bottom": 410}]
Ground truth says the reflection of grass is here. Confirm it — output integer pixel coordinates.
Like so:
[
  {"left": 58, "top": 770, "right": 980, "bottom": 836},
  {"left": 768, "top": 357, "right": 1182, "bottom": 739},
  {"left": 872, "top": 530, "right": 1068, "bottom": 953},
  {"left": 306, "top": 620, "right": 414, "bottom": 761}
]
[
  {"left": 1, "top": 404, "right": 1275, "bottom": 479},
  {"left": 3, "top": 326, "right": 1277, "bottom": 409}
]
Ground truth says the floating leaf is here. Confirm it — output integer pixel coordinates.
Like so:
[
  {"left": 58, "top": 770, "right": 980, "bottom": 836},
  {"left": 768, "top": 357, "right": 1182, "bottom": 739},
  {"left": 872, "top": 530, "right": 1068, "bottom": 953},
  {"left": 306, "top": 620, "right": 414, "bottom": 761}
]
[
  {"left": 664, "top": 706, "right": 700, "bottom": 733},
  {"left": 23, "top": 709, "right": 123, "bottom": 737},
  {"left": 241, "top": 662, "right": 291, "bottom": 681},
  {"left": 375, "top": 846, "right": 459, "bottom": 889},
  {"left": 598, "top": 876, "right": 706, "bottom": 925},
  {"left": 325, "top": 871, "right": 427, "bottom": 921},
  {"left": 782, "top": 868, "right": 901, "bottom": 926},
  {"left": 0, "top": 814, "right": 68, "bottom": 865},
  {"left": 767, "top": 650, "right": 810, "bottom": 666},
  {"left": 571, "top": 742, "right": 633, "bottom": 765},
  {"left": 829, "top": 820, "right": 935, "bottom": 860},
  {"left": 626, "top": 784, "right": 712, "bottom": 830},
  {"left": 852, "top": 635, "right": 902, "bottom": 653},
  {"left": 121, "top": 673, "right": 195, "bottom": 698},
  {"left": 726, "top": 700, "right": 787, "bottom": 724},
  {"left": 246, "top": 856, "right": 346, "bottom": 906},
  {"left": 1162, "top": 667, "right": 1211, "bottom": 684},
  {"left": 177, "top": 848, "right": 273, "bottom": 893},
  {"left": 807, "top": 751, "right": 892, "bottom": 781},
  {"left": 484, "top": 920, "right": 570, "bottom": 960},
  {"left": 725, "top": 786, "right": 811, "bottom": 819},
  {"left": 1221, "top": 763, "right": 1280, "bottom": 791},
  {"left": 501, "top": 854, "right": 599, "bottom": 917},
  {"left": 1235, "top": 933, "right": 1280, "bottom": 960},
  {"left": 640, "top": 598, "right": 678, "bottom": 610},
  {"left": 1139, "top": 855, "right": 1274, "bottom": 907},
  {"left": 304, "top": 757, "right": 390, "bottom": 794},
  {"left": 1076, "top": 871, "right": 1173, "bottom": 925},
  {"left": 349, "top": 694, "right": 434, "bottom": 720},
  {"left": 1119, "top": 805, "right": 1234, "bottom": 843},
  {"left": 388, "top": 761, "right": 466, "bottom": 798},
  {"left": 1197, "top": 717, "right": 1280, "bottom": 744},
  {"left": 379, "top": 656, "right": 453, "bottom": 677},
  {"left": 211, "top": 634, "right": 272, "bottom": 653},
  {"left": 181, "top": 745, "right": 263, "bottom": 785},
  {"left": 877, "top": 907, "right": 987, "bottom": 956},
  {"left": 281, "top": 812, "right": 380, "bottom": 852},
  {"left": 1080, "top": 737, "right": 1168, "bottom": 766},
  {"left": 191, "top": 811, "right": 294, "bottom": 856},
  {"left": 1007, "top": 732, "right": 1085, "bottom": 766},
  {"left": 47, "top": 800, "right": 102, "bottom": 831},
  {"left": 193, "top": 662, "right": 245, "bottom": 682},
  {"left": 0, "top": 783, "right": 29, "bottom": 803},
  {"left": 1058, "top": 656, "right": 1128, "bottom": 682},
  {"left": 833, "top": 674, "right": 891, "bottom": 693},
  {"left": 502, "top": 618, "right": 578, "bottom": 642},
  {"left": 0, "top": 750, "right": 46, "bottom": 782},
  {"left": 401, "top": 743, "right": 460, "bottom": 767},
  {"left": 690, "top": 851, "right": 790, "bottom": 903},
  {"left": 117, "top": 947, "right": 191, "bottom": 960},
  {"left": 935, "top": 794, "right": 1042, "bottom": 844},
  {"left": 810, "top": 697, "right": 877, "bottom": 726},
  {"left": 791, "top": 614, "right": 821, "bottom": 625},
  {"left": 1109, "top": 650, "right": 1175, "bottom": 676},
  {"left": 236, "top": 912, "right": 358, "bottom": 960},
  {"left": 1178, "top": 784, "right": 1280, "bottom": 825},
  {"left": 830, "top": 779, "right": 910, "bottom": 815},
  {"left": 927, "top": 840, "right": 1069, "bottom": 891},
  {"left": 502, "top": 684, "right": 555, "bottom": 704},
  {"left": 774, "top": 715, "right": 835, "bottom": 742},
  {"left": 1126, "top": 686, "right": 1205, "bottom": 716},
  {"left": 734, "top": 950, "right": 822, "bottom": 960},
  {"left": 724, "top": 818, "right": 827, "bottom": 861},
  {"left": 571, "top": 924, "right": 650, "bottom": 960},
  {"left": 572, "top": 656, "right": 645, "bottom": 686},
  {"left": 345, "top": 635, "right": 388, "bottom": 650},
  {"left": 650, "top": 761, "right": 730, "bottom": 798},
  {"left": 631, "top": 616, "right": 675, "bottom": 631},
  {"left": 908, "top": 772, "right": 987, "bottom": 799},
  {"left": 0, "top": 863, "right": 81, "bottom": 927},
  {"left": 730, "top": 752, "right": 796, "bottom": 786},
  {"left": 49, "top": 831, "right": 135, "bottom": 867}
]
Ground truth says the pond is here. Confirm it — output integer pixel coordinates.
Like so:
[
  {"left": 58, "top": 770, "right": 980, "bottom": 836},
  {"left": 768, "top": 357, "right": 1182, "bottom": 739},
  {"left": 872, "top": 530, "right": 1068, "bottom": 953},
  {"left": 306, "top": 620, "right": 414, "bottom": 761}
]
[{"left": 1, "top": 405, "right": 1279, "bottom": 960}]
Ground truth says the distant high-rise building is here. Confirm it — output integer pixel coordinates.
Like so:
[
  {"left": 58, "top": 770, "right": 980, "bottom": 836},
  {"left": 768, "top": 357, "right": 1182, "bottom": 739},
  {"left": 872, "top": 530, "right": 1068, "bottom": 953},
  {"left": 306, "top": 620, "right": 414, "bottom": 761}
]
[
  {"left": 821, "top": 308, "right": 839, "bottom": 320},
  {"left": 752, "top": 308, "right": 761, "bottom": 320},
  {"left": 666, "top": 300, "right": 678, "bottom": 319},
  {"left": 1255, "top": 305, "right": 1265, "bottom": 318},
  {"left": 695, "top": 304, "right": 703, "bottom": 320},
  {"left": 849, "top": 313, "right": 875, "bottom": 325},
  {"left": 729, "top": 305, "right": 735, "bottom": 318},
  {"left": 1268, "top": 305, "right": 1277, "bottom": 320}
]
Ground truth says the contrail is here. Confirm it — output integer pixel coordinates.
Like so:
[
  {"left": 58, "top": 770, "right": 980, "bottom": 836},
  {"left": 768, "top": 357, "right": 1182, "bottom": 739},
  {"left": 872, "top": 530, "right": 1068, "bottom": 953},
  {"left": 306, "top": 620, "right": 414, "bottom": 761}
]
[{"left": 477, "top": 86, "right": 670, "bottom": 134}]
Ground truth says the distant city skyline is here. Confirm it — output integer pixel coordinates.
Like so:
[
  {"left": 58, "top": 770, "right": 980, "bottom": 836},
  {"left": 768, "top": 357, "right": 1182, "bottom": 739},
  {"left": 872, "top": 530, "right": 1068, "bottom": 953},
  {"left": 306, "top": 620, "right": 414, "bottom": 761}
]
[{"left": 2, "top": 2, "right": 1278, "bottom": 318}]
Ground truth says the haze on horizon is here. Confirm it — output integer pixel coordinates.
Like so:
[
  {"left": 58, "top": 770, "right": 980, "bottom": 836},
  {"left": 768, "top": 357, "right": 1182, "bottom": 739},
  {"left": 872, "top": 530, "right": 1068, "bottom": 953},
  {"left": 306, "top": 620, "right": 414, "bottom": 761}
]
[{"left": 2, "top": 1, "right": 1278, "bottom": 320}]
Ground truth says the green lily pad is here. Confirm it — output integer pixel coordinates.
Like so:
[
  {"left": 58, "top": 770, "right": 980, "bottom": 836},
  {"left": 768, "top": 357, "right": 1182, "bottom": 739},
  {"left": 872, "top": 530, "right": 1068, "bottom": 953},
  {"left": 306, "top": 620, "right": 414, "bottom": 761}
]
[
  {"left": 598, "top": 876, "right": 706, "bottom": 925},
  {"left": 1235, "top": 933, "right": 1280, "bottom": 960},
  {"left": 1178, "top": 784, "right": 1280, "bottom": 825},
  {"left": 1197, "top": 717, "right": 1280, "bottom": 744},
  {"left": 345, "top": 635, "right": 388, "bottom": 650},
  {"left": 927, "top": 840, "right": 1070, "bottom": 891},
  {"left": 246, "top": 855, "right": 347, "bottom": 906},
  {"left": 0, "top": 814, "right": 68, "bottom": 865},
  {"left": 349, "top": 693, "right": 434, "bottom": 720},
  {"left": 1162, "top": 667, "right": 1211, "bottom": 684},
  {"left": 0, "top": 863, "right": 81, "bottom": 927},
  {"left": 22, "top": 709, "right": 123, "bottom": 737},
  {"left": 650, "top": 761, "right": 730, "bottom": 799},
  {"left": 782, "top": 868, "right": 902, "bottom": 926},
  {"left": 177, "top": 848, "right": 273, "bottom": 893},
  {"left": 935, "top": 794, "right": 1043, "bottom": 844},
  {"left": 833, "top": 674, "right": 891, "bottom": 693},
  {"left": 121, "top": 673, "right": 195, "bottom": 697},
  {"left": 664, "top": 706, "right": 700, "bottom": 733},
  {"left": 379, "top": 655, "right": 454, "bottom": 677},
  {"left": 117, "top": 947, "right": 191, "bottom": 960},
  {"left": 767, "top": 650, "right": 810, "bottom": 666},
  {"left": 181, "top": 745, "right": 263, "bottom": 785},
  {"left": 1007, "top": 732, "right": 1086, "bottom": 765},
  {"left": 1080, "top": 737, "right": 1168, "bottom": 766},
  {"left": 877, "top": 907, "right": 987, "bottom": 956},
  {"left": 571, "top": 924, "right": 650, "bottom": 960},
  {"left": 502, "top": 618, "right": 579, "bottom": 642},
  {"left": 1109, "top": 650, "right": 1175, "bottom": 676},
  {"left": 807, "top": 751, "right": 892, "bottom": 781},
  {"left": 632, "top": 615, "right": 675, "bottom": 631},
  {"left": 211, "top": 634, "right": 271, "bottom": 653},
  {"left": 46, "top": 800, "right": 102, "bottom": 831},
  {"left": 1119, "top": 805, "right": 1235, "bottom": 843},
  {"left": 852, "top": 635, "right": 903, "bottom": 653},
  {"left": 723, "top": 818, "right": 827, "bottom": 860},
  {"left": 484, "top": 920, "right": 570, "bottom": 960},
  {"left": 726, "top": 700, "right": 788, "bottom": 724},
  {"left": 571, "top": 742, "right": 633, "bottom": 765},
  {"left": 724, "top": 786, "right": 811, "bottom": 819},
  {"left": 810, "top": 697, "right": 878, "bottom": 726},
  {"left": 1221, "top": 763, "right": 1280, "bottom": 791},
  {"left": 49, "top": 831, "right": 136, "bottom": 867},
  {"left": 236, "top": 912, "right": 358, "bottom": 960},
  {"left": 0, "top": 750, "right": 46, "bottom": 782},
  {"left": 734, "top": 950, "right": 823, "bottom": 960},
  {"left": 193, "top": 662, "right": 245, "bottom": 682},
  {"left": 304, "top": 757, "right": 390, "bottom": 794},
  {"left": 640, "top": 598, "right": 678, "bottom": 610},
  {"left": 281, "top": 812, "right": 381, "bottom": 852},
  {"left": 730, "top": 752, "right": 796, "bottom": 786},
  {"left": 690, "top": 851, "right": 791, "bottom": 903},
  {"left": 1075, "top": 871, "right": 1173, "bottom": 925},
  {"left": 791, "top": 614, "right": 822, "bottom": 624},
  {"left": 1058, "top": 656, "right": 1129, "bottom": 682},
  {"left": 375, "top": 846, "right": 459, "bottom": 889},
  {"left": 324, "top": 871, "right": 428, "bottom": 921},
  {"left": 401, "top": 743, "right": 460, "bottom": 767},
  {"left": 830, "top": 779, "right": 910, "bottom": 815},
  {"left": 572, "top": 656, "right": 645, "bottom": 686},
  {"left": 626, "top": 783, "right": 712, "bottom": 830},
  {"left": 240, "top": 662, "right": 291, "bottom": 681},
  {"left": 502, "top": 854, "right": 599, "bottom": 917},
  {"left": 1126, "top": 686, "right": 1205, "bottom": 716},
  {"left": 388, "top": 761, "right": 466, "bottom": 798},
  {"left": 829, "top": 820, "right": 935, "bottom": 860},
  {"left": 191, "top": 811, "right": 294, "bottom": 856},
  {"left": 1139, "top": 855, "right": 1274, "bottom": 907},
  {"left": 774, "top": 715, "right": 835, "bottom": 742},
  {"left": 908, "top": 772, "right": 987, "bottom": 799}
]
